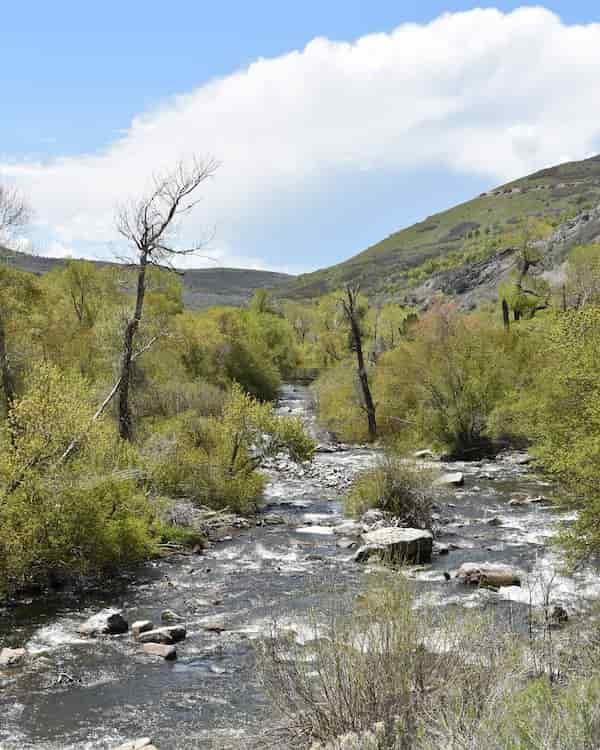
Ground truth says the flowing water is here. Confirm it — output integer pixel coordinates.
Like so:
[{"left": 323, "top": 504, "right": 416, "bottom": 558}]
[{"left": 0, "top": 384, "right": 598, "bottom": 749}]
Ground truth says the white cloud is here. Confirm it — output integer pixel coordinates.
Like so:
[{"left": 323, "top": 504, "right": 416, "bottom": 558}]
[{"left": 3, "top": 6, "right": 600, "bottom": 270}]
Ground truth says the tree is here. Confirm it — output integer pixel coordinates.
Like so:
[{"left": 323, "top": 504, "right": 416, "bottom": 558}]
[
  {"left": 115, "top": 158, "right": 219, "bottom": 440},
  {"left": 341, "top": 284, "right": 377, "bottom": 440},
  {"left": 0, "top": 184, "right": 30, "bottom": 414}
]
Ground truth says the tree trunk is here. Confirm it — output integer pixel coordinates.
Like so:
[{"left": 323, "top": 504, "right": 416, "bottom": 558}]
[
  {"left": 344, "top": 287, "right": 377, "bottom": 440},
  {"left": 117, "top": 251, "right": 148, "bottom": 441},
  {"left": 0, "top": 313, "right": 15, "bottom": 415},
  {"left": 502, "top": 299, "right": 510, "bottom": 331}
]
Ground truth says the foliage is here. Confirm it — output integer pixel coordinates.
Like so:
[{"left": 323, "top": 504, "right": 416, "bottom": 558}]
[
  {"left": 345, "top": 458, "right": 432, "bottom": 529},
  {"left": 146, "top": 383, "right": 314, "bottom": 513}
]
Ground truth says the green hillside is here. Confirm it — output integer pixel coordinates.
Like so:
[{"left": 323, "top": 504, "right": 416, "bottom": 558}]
[
  {"left": 285, "top": 154, "right": 600, "bottom": 299},
  {"left": 1, "top": 248, "right": 292, "bottom": 309}
]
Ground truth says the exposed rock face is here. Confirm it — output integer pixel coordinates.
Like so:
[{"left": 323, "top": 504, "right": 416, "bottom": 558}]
[
  {"left": 79, "top": 610, "right": 129, "bottom": 637},
  {"left": 355, "top": 528, "right": 433, "bottom": 565},
  {"left": 456, "top": 562, "right": 521, "bottom": 588},
  {"left": 0, "top": 647, "right": 26, "bottom": 667},
  {"left": 143, "top": 643, "right": 177, "bottom": 661},
  {"left": 137, "top": 626, "right": 186, "bottom": 645},
  {"left": 434, "top": 472, "right": 464, "bottom": 488}
]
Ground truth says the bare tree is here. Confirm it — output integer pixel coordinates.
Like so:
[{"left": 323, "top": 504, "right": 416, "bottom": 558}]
[
  {"left": 341, "top": 284, "right": 377, "bottom": 441},
  {"left": 115, "top": 157, "right": 219, "bottom": 440},
  {"left": 0, "top": 184, "right": 30, "bottom": 414}
]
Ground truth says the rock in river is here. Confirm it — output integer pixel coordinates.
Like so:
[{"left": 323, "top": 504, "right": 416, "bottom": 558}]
[
  {"left": 143, "top": 643, "right": 177, "bottom": 661},
  {"left": 354, "top": 528, "right": 433, "bottom": 565},
  {"left": 79, "top": 609, "right": 129, "bottom": 637},
  {"left": 131, "top": 620, "right": 154, "bottom": 639},
  {"left": 456, "top": 562, "right": 521, "bottom": 588},
  {"left": 434, "top": 472, "right": 464, "bottom": 487},
  {"left": 0, "top": 647, "right": 26, "bottom": 667},
  {"left": 137, "top": 625, "right": 186, "bottom": 645}
]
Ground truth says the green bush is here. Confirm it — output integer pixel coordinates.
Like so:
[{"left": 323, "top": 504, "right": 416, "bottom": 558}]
[{"left": 345, "top": 458, "right": 432, "bottom": 529}]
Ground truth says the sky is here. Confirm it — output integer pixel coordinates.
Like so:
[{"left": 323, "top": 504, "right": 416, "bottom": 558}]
[{"left": 2, "top": 1, "right": 600, "bottom": 273}]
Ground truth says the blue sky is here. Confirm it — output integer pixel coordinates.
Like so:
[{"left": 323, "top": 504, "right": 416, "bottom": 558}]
[{"left": 2, "top": 2, "right": 600, "bottom": 272}]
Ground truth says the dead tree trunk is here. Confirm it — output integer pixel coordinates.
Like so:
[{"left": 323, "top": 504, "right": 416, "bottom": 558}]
[
  {"left": 502, "top": 299, "right": 510, "bottom": 332},
  {"left": 115, "top": 157, "right": 218, "bottom": 441},
  {"left": 117, "top": 252, "right": 148, "bottom": 440},
  {"left": 342, "top": 284, "right": 377, "bottom": 441}
]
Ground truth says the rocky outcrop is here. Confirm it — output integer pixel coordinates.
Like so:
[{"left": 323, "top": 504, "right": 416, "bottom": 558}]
[{"left": 355, "top": 528, "right": 433, "bottom": 565}]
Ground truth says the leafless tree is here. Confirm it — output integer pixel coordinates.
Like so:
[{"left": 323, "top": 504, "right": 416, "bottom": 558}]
[
  {"left": 115, "top": 157, "right": 219, "bottom": 440},
  {"left": 0, "top": 183, "right": 30, "bottom": 414},
  {"left": 341, "top": 283, "right": 377, "bottom": 440}
]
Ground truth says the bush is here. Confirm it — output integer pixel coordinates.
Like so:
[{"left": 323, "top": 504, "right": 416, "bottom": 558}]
[
  {"left": 145, "top": 384, "right": 314, "bottom": 514},
  {"left": 345, "top": 458, "right": 432, "bottom": 529},
  {"left": 258, "top": 576, "right": 600, "bottom": 750}
]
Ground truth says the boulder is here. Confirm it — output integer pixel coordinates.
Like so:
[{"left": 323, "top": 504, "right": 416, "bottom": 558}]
[
  {"left": 456, "top": 562, "right": 521, "bottom": 588},
  {"left": 434, "top": 472, "right": 464, "bottom": 487},
  {"left": 79, "top": 610, "right": 128, "bottom": 636},
  {"left": 508, "top": 494, "right": 550, "bottom": 507},
  {"left": 131, "top": 620, "right": 154, "bottom": 639},
  {"left": 0, "top": 647, "right": 26, "bottom": 667},
  {"left": 137, "top": 626, "right": 186, "bottom": 645},
  {"left": 143, "top": 643, "right": 177, "bottom": 661},
  {"left": 355, "top": 528, "right": 433, "bottom": 565},
  {"left": 160, "top": 609, "right": 184, "bottom": 624},
  {"left": 261, "top": 513, "right": 286, "bottom": 525}
]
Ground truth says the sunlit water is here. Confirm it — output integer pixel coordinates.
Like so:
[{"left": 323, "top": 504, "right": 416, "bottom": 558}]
[{"left": 0, "top": 384, "right": 597, "bottom": 749}]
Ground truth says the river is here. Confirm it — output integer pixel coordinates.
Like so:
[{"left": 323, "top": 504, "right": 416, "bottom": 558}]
[{"left": 0, "top": 383, "right": 599, "bottom": 749}]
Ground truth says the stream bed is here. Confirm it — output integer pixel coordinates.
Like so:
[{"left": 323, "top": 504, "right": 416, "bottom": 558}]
[{"left": 1, "top": 383, "right": 599, "bottom": 749}]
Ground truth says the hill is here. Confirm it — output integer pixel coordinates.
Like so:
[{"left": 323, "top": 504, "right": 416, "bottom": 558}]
[
  {"left": 284, "top": 154, "right": 600, "bottom": 306},
  {"left": 0, "top": 249, "right": 292, "bottom": 309}
]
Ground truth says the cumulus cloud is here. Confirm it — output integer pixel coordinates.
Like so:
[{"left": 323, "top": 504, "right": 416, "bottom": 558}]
[{"left": 2, "top": 6, "right": 600, "bottom": 269}]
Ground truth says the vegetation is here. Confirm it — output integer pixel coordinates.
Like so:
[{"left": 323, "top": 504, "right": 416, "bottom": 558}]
[
  {"left": 345, "top": 458, "right": 432, "bottom": 530},
  {"left": 259, "top": 577, "right": 600, "bottom": 750},
  {"left": 0, "top": 169, "right": 313, "bottom": 597}
]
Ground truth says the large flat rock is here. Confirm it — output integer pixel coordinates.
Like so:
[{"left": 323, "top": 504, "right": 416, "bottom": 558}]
[{"left": 355, "top": 527, "right": 433, "bottom": 565}]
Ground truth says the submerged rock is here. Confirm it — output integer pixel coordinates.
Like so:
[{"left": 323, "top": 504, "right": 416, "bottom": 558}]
[
  {"left": 434, "top": 472, "right": 464, "bottom": 487},
  {"left": 0, "top": 647, "right": 26, "bottom": 667},
  {"left": 456, "top": 562, "right": 521, "bottom": 588},
  {"left": 79, "top": 610, "right": 128, "bottom": 637},
  {"left": 355, "top": 528, "right": 433, "bottom": 565},
  {"left": 138, "top": 626, "right": 186, "bottom": 645},
  {"left": 143, "top": 643, "right": 177, "bottom": 661}
]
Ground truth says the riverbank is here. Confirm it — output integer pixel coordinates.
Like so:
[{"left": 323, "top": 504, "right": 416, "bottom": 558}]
[{"left": 0, "top": 384, "right": 597, "bottom": 749}]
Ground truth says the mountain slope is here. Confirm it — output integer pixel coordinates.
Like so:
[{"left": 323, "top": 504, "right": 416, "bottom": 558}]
[
  {"left": 1, "top": 249, "right": 292, "bottom": 309},
  {"left": 285, "top": 154, "right": 600, "bottom": 303}
]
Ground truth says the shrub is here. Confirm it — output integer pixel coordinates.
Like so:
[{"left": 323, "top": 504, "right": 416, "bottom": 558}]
[{"left": 345, "top": 458, "right": 432, "bottom": 529}]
